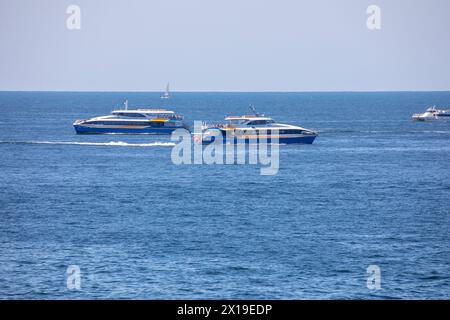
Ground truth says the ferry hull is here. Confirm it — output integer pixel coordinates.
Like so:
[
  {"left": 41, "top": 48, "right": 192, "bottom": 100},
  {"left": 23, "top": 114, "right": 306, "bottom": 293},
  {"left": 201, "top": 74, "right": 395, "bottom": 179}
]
[
  {"left": 74, "top": 124, "right": 181, "bottom": 135},
  {"left": 200, "top": 135, "right": 317, "bottom": 145},
  {"left": 278, "top": 135, "right": 316, "bottom": 144}
]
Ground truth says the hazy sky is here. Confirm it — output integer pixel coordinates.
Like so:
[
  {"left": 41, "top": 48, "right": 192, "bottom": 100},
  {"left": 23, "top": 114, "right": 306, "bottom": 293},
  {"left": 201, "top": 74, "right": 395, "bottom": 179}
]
[{"left": 0, "top": 0, "right": 449, "bottom": 91}]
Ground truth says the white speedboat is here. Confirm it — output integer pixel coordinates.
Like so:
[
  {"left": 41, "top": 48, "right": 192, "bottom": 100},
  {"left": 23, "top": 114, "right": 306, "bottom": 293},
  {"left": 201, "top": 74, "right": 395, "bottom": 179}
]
[{"left": 412, "top": 106, "right": 450, "bottom": 121}]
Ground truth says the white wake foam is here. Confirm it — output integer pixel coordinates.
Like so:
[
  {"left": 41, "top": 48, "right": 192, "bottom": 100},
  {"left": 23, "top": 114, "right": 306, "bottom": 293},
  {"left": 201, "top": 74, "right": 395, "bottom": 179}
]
[{"left": 0, "top": 141, "right": 175, "bottom": 147}]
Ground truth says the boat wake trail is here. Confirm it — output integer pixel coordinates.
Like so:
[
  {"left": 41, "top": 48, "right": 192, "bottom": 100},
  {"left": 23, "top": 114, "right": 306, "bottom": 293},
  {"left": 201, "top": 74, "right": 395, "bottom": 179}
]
[{"left": 0, "top": 141, "right": 176, "bottom": 147}]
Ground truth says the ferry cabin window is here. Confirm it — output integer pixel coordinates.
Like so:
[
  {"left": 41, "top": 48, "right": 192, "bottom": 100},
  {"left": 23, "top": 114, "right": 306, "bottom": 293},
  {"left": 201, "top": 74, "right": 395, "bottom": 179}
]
[
  {"left": 89, "top": 121, "right": 147, "bottom": 125},
  {"left": 152, "top": 113, "right": 175, "bottom": 119},
  {"left": 246, "top": 120, "right": 275, "bottom": 125},
  {"left": 115, "top": 113, "right": 145, "bottom": 118},
  {"left": 229, "top": 119, "right": 247, "bottom": 125}
]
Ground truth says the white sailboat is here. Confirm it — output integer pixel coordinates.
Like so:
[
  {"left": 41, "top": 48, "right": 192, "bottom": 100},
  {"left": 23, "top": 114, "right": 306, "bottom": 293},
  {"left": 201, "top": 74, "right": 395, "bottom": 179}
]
[{"left": 161, "top": 82, "right": 170, "bottom": 99}]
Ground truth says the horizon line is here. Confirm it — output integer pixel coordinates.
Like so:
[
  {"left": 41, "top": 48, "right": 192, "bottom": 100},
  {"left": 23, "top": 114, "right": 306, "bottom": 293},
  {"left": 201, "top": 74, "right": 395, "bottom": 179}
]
[{"left": 1, "top": 89, "right": 450, "bottom": 93}]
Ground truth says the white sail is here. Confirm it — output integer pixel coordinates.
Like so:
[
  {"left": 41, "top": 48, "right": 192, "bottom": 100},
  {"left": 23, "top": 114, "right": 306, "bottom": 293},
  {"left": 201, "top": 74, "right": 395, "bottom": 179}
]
[{"left": 161, "top": 82, "right": 170, "bottom": 99}]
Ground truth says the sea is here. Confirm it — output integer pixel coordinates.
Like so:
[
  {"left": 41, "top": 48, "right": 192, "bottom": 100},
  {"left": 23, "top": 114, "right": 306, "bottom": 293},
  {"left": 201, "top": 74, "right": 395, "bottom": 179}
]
[{"left": 0, "top": 91, "right": 449, "bottom": 299}]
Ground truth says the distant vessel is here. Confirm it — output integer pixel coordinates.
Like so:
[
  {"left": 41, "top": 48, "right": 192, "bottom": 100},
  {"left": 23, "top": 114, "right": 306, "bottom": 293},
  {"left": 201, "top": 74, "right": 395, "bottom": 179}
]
[
  {"left": 73, "top": 100, "right": 186, "bottom": 134},
  {"left": 412, "top": 106, "right": 450, "bottom": 121},
  {"left": 197, "top": 106, "right": 318, "bottom": 144},
  {"left": 160, "top": 83, "right": 170, "bottom": 99}
]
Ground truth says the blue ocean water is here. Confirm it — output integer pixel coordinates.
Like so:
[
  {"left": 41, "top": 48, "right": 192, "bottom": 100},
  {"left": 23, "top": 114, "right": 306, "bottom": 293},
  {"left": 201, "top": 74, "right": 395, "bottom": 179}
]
[{"left": 0, "top": 91, "right": 449, "bottom": 299}]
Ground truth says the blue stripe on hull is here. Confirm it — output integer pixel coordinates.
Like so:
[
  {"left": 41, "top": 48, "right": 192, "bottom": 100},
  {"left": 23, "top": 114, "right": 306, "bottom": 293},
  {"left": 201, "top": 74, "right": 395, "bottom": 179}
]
[
  {"left": 278, "top": 136, "right": 316, "bottom": 144},
  {"left": 74, "top": 125, "right": 179, "bottom": 135}
]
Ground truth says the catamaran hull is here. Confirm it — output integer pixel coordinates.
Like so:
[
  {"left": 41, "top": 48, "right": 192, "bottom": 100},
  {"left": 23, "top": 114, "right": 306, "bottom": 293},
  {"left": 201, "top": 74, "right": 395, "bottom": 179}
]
[
  {"left": 199, "top": 135, "right": 317, "bottom": 145},
  {"left": 74, "top": 124, "right": 181, "bottom": 134}
]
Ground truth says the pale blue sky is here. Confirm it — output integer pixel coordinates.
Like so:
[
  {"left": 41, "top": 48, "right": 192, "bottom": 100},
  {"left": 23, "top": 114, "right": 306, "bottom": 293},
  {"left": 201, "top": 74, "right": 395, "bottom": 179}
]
[{"left": 0, "top": 0, "right": 449, "bottom": 91}]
